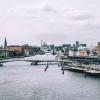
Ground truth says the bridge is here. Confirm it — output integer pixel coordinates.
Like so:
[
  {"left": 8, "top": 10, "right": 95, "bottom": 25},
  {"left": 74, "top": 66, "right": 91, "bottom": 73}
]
[
  {"left": 0, "top": 58, "right": 72, "bottom": 74},
  {"left": 0, "top": 58, "right": 72, "bottom": 67}
]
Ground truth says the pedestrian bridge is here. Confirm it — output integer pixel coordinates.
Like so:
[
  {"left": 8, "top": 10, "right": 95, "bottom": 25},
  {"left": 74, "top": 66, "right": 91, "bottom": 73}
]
[
  {"left": 0, "top": 59, "right": 61, "bottom": 66},
  {"left": 0, "top": 58, "right": 72, "bottom": 74},
  {"left": 0, "top": 58, "right": 71, "bottom": 66}
]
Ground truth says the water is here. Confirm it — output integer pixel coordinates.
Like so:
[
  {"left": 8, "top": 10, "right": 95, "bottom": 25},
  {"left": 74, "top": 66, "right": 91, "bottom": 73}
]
[{"left": 0, "top": 54, "right": 100, "bottom": 100}]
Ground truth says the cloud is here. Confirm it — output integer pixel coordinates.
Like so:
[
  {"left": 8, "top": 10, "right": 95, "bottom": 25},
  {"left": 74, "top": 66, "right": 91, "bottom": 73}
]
[
  {"left": 3, "top": 4, "right": 94, "bottom": 33},
  {"left": 70, "top": 13, "right": 93, "bottom": 21},
  {"left": 6, "top": 6, "right": 37, "bottom": 19},
  {"left": 4, "top": 4, "right": 93, "bottom": 21},
  {"left": 0, "top": 3, "right": 99, "bottom": 46},
  {"left": 84, "top": 23, "right": 100, "bottom": 30},
  {"left": 5, "top": 4, "right": 57, "bottom": 20},
  {"left": 40, "top": 4, "right": 56, "bottom": 12}
]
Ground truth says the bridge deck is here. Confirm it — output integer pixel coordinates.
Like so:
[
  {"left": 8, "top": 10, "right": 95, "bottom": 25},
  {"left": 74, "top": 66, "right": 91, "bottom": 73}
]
[{"left": 0, "top": 59, "right": 71, "bottom": 63}]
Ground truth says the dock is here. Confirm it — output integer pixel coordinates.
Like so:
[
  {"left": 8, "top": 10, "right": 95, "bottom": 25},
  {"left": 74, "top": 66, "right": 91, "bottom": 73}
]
[
  {"left": 62, "top": 63, "right": 100, "bottom": 77},
  {"left": 85, "top": 70, "right": 100, "bottom": 77}
]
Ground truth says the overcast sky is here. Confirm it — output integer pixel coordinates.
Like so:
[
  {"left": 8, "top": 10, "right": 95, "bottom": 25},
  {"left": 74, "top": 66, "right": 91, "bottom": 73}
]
[{"left": 0, "top": 0, "right": 100, "bottom": 46}]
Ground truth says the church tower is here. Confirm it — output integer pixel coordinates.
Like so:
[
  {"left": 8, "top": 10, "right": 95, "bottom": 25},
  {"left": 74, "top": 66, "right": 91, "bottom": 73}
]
[{"left": 4, "top": 37, "right": 7, "bottom": 49}]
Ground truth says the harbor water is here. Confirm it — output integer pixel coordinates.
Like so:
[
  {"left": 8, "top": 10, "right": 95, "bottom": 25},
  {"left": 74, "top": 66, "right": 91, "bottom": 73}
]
[{"left": 0, "top": 54, "right": 100, "bottom": 100}]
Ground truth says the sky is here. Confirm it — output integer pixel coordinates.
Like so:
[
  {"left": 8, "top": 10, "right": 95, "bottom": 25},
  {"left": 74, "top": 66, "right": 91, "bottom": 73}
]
[{"left": 0, "top": 0, "right": 100, "bottom": 46}]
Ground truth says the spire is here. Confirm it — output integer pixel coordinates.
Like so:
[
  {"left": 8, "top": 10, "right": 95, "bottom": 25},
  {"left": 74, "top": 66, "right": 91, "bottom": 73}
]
[{"left": 4, "top": 37, "right": 7, "bottom": 49}]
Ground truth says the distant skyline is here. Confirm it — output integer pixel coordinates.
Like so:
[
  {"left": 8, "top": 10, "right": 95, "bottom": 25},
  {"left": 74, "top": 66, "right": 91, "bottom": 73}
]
[{"left": 0, "top": 0, "right": 100, "bottom": 46}]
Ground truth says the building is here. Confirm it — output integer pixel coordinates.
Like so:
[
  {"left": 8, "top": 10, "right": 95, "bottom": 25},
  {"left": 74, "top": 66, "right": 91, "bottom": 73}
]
[
  {"left": 69, "top": 50, "right": 78, "bottom": 56},
  {"left": 0, "top": 37, "right": 9, "bottom": 58},
  {"left": 7, "top": 45, "right": 23, "bottom": 57},
  {"left": 0, "top": 49, "right": 9, "bottom": 58},
  {"left": 62, "top": 44, "right": 71, "bottom": 48},
  {"left": 4, "top": 37, "right": 7, "bottom": 49},
  {"left": 78, "top": 46, "right": 89, "bottom": 56},
  {"left": 75, "top": 41, "right": 79, "bottom": 48},
  {"left": 41, "top": 42, "right": 50, "bottom": 52},
  {"left": 22, "top": 45, "right": 34, "bottom": 56},
  {"left": 97, "top": 42, "right": 100, "bottom": 56},
  {"left": 63, "top": 48, "right": 70, "bottom": 56},
  {"left": 32, "top": 46, "right": 41, "bottom": 54},
  {"left": 7, "top": 45, "right": 22, "bottom": 52},
  {"left": 69, "top": 50, "right": 88, "bottom": 57},
  {"left": 79, "top": 51, "right": 87, "bottom": 57},
  {"left": 49, "top": 45, "right": 54, "bottom": 51},
  {"left": 69, "top": 45, "right": 89, "bottom": 57},
  {"left": 7, "top": 44, "right": 41, "bottom": 57},
  {"left": 55, "top": 46, "right": 62, "bottom": 51},
  {"left": 79, "top": 43, "right": 87, "bottom": 47}
]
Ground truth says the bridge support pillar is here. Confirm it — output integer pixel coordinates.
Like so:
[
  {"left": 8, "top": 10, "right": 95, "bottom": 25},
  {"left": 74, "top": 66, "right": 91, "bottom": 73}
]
[
  {"left": 44, "top": 62, "right": 49, "bottom": 72},
  {"left": 31, "top": 61, "right": 38, "bottom": 65},
  {"left": 0, "top": 63, "right": 3, "bottom": 67}
]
